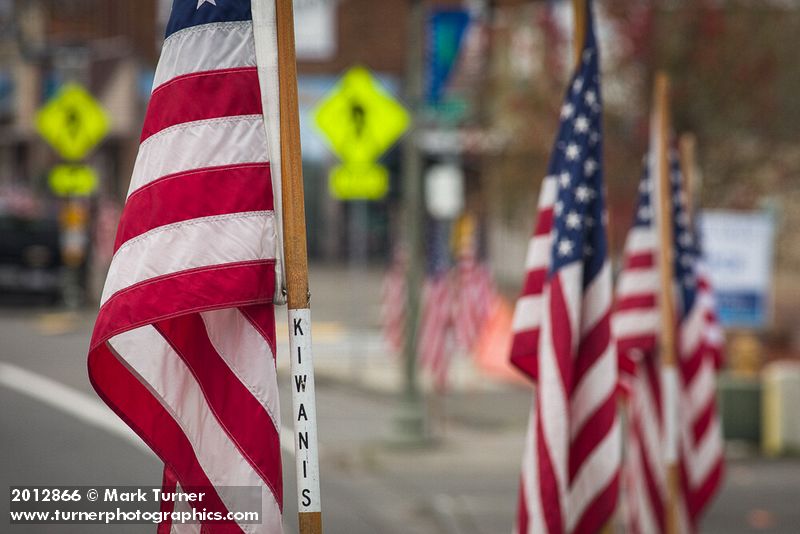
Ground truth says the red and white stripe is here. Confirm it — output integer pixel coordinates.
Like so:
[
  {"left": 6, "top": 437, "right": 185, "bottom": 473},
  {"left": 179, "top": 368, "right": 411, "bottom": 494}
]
[
  {"left": 677, "top": 265, "right": 724, "bottom": 529},
  {"left": 89, "top": 14, "right": 284, "bottom": 534},
  {"left": 381, "top": 252, "right": 407, "bottom": 355},
  {"left": 614, "top": 209, "right": 667, "bottom": 533},
  {"left": 616, "top": 191, "right": 724, "bottom": 533},
  {"left": 511, "top": 176, "right": 620, "bottom": 534},
  {"left": 453, "top": 251, "right": 496, "bottom": 351},
  {"left": 417, "top": 273, "right": 456, "bottom": 390}
]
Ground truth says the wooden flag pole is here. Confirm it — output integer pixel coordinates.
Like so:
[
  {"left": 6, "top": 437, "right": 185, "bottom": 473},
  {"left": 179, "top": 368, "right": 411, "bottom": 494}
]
[
  {"left": 679, "top": 133, "right": 698, "bottom": 223},
  {"left": 275, "top": 1, "right": 323, "bottom": 532},
  {"left": 572, "top": 0, "right": 587, "bottom": 70},
  {"left": 653, "top": 72, "right": 680, "bottom": 534}
]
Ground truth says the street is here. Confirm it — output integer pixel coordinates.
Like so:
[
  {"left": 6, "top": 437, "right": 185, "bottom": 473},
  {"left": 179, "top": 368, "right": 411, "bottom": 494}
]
[{"left": 0, "top": 266, "right": 799, "bottom": 533}]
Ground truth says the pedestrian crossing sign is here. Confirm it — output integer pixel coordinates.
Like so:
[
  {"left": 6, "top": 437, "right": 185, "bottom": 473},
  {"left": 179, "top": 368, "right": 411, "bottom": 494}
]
[
  {"left": 313, "top": 67, "right": 410, "bottom": 165},
  {"left": 36, "top": 83, "right": 110, "bottom": 161}
]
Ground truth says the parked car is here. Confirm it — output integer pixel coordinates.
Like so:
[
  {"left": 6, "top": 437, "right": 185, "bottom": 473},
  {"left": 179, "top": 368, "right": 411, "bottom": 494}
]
[{"left": 0, "top": 214, "right": 63, "bottom": 301}]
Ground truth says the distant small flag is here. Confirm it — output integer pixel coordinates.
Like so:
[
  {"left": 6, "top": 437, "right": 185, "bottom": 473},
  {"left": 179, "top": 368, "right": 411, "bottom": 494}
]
[
  {"left": 381, "top": 249, "right": 407, "bottom": 355},
  {"left": 615, "top": 150, "right": 724, "bottom": 532},
  {"left": 87, "top": 2, "right": 285, "bottom": 532},
  {"left": 453, "top": 247, "right": 495, "bottom": 351},
  {"left": 509, "top": 2, "right": 620, "bottom": 532},
  {"left": 384, "top": 224, "right": 497, "bottom": 390},
  {"left": 417, "top": 269, "right": 456, "bottom": 390}
]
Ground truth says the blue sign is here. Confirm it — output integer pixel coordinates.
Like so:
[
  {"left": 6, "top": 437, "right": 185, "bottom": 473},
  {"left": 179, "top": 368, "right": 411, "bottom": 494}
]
[
  {"left": 715, "top": 291, "right": 768, "bottom": 329},
  {"left": 700, "top": 211, "right": 776, "bottom": 330},
  {"left": 0, "top": 71, "right": 12, "bottom": 118},
  {"left": 427, "top": 9, "right": 470, "bottom": 105}
]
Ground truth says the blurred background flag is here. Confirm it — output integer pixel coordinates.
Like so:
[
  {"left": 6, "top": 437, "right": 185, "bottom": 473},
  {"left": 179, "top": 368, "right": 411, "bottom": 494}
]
[
  {"left": 87, "top": 1, "right": 285, "bottom": 532},
  {"left": 381, "top": 247, "right": 407, "bottom": 356},
  {"left": 417, "top": 220, "right": 455, "bottom": 391},
  {"left": 509, "top": 1, "right": 620, "bottom": 532},
  {"left": 383, "top": 216, "right": 498, "bottom": 391},
  {"left": 669, "top": 151, "right": 725, "bottom": 529},
  {"left": 615, "top": 144, "right": 725, "bottom": 533},
  {"left": 614, "top": 160, "right": 667, "bottom": 532}
]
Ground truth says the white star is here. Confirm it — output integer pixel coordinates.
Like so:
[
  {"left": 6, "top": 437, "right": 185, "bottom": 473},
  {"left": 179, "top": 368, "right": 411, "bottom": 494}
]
[
  {"left": 574, "top": 115, "right": 589, "bottom": 134},
  {"left": 679, "top": 232, "right": 693, "bottom": 247},
  {"left": 584, "top": 244, "right": 594, "bottom": 257},
  {"left": 639, "top": 179, "right": 651, "bottom": 194},
  {"left": 558, "top": 238, "right": 574, "bottom": 257},
  {"left": 589, "top": 131, "right": 600, "bottom": 146},
  {"left": 197, "top": 0, "right": 216, "bottom": 8},
  {"left": 584, "top": 90, "right": 597, "bottom": 105},
  {"left": 554, "top": 200, "right": 564, "bottom": 216},
  {"left": 638, "top": 206, "right": 652, "bottom": 221},
  {"left": 565, "top": 143, "right": 581, "bottom": 161},
  {"left": 559, "top": 172, "right": 571, "bottom": 188},
  {"left": 561, "top": 103, "right": 575, "bottom": 119},
  {"left": 680, "top": 254, "right": 693, "bottom": 267},
  {"left": 572, "top": 77, "right": 584, "bottom": 93},
  {"left": 585, "top": 216, "right": 596, "bottom": 228},
  {"left": 583, "top": 158, "right": 598, "bottom": 176},
  {"left": 677, "top": 211, "right": 691, "bottom": 227},
  {"left": 575, "top": 185, "right": 593, "bottom": 203},
  {"left": 566, "top": 211, "right": 582, "bottom": 230}
]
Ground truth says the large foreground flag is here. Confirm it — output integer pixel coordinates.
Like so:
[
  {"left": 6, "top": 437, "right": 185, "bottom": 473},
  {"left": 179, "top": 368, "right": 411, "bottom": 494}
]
[
  {"left": 509, "top": 2, "right": 620, "bottom": 532},
  {"left": 615, "top": 150, "right": 724, "bottom": 533},
  {"left": 88, "top": 2, "right": 286, "bottom": 532}
]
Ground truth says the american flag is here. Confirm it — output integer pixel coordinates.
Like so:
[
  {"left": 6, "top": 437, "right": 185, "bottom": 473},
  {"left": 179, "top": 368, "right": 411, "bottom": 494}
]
[
  {"left": 414, "top": 221, "right": 496, "bottom": 390},
  {"left": 88, "top": 2, "right": 284, "bottom": 533},
  {"left": 417, "top": 222, "right": 456, "bottom": 390},
  {"left": 381, "top": 248, "right": 407, "bottom": 355},
  {"left": 509, "top": 2, "right": 620, "bottom": 532},
  {"left": 452, "top": 236, "right": 496, "bottom": 352},
  {"left": 670, "top": 150, "right": 725, "bottom": 531},
  {"left": 616, "top": 150, "right": 724, "bottom": 533}
]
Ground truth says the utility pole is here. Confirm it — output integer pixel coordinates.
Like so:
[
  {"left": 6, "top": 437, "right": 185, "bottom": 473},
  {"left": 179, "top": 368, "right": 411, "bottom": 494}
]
[{"left": 392, "top": 0, "right": 427, "bottom": 445}]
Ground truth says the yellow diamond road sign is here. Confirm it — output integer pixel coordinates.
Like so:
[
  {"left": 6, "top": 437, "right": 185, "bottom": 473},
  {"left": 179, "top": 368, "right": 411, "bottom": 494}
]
[
  {"left": 313, "top": 66, "right": 410, "bottom": 166},
  {"left": 36, "top": 83, "right": 110, "bottom": 161}
]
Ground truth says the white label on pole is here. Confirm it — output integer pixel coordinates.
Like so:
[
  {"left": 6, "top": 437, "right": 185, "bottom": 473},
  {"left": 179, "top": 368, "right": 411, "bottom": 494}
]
[
  {"left": 662, "top": 366, "right": 680, "bottom": 464},
  {"left": 288, "top": 308, "right": 321, "bottom": 513}
]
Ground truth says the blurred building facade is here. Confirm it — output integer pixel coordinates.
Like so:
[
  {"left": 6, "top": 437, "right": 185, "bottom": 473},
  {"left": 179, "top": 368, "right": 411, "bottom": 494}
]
[
  {"left": 0, "top": 0, "right": 159, "bottom": 201},
  {"left": 0, "top": 0, "right": 797, "bottom": 354}
]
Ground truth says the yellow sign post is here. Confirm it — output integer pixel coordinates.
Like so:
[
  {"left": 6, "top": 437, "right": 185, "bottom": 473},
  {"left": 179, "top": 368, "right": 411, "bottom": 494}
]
[
  {"left": 329, "top": 163, "right": 390, "bottom": 201},
  {"left": 48, "top": 164, "right": 99, "bottom": 197},
  {"left": 36, "top": 83, "right": 110, "bottom": 161},
  {"left": 313, "top": 66, "right": 409, "bottom": 200}
]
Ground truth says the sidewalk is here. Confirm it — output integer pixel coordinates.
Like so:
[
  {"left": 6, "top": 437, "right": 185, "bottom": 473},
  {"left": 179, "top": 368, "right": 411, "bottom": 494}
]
[{"left": 276, "top": 262, "right": 516, "bottom": 395}]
